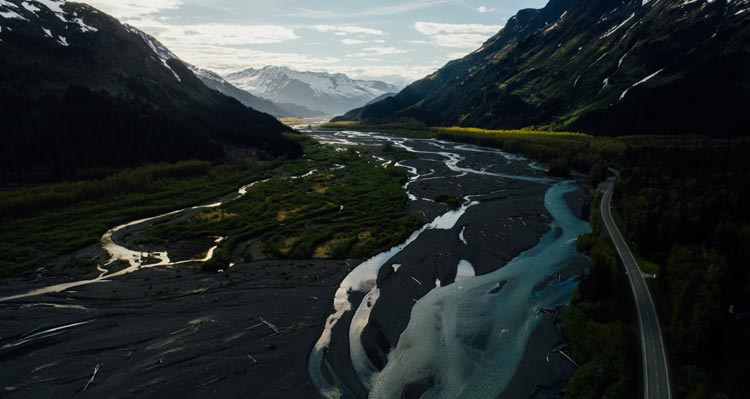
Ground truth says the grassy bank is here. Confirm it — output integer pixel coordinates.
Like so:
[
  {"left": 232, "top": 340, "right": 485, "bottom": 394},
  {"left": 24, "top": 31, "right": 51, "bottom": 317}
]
[
  {"left": 0, "top": 157, "right": 288, "bottom": 277},
  {"left": 0, "top": 134, "right": 421, "bottom": 278},
  {"left": 138, "top": 143, "right": 422, "bottom": 270}
]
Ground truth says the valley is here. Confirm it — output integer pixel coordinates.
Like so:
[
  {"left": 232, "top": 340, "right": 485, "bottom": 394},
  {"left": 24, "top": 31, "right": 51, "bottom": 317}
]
[
  {"left": 2, "top": 0, "right": 749, "bottom": 398},
  {"left": 0, "top": 130, "right": 592, "bottom": 399}
]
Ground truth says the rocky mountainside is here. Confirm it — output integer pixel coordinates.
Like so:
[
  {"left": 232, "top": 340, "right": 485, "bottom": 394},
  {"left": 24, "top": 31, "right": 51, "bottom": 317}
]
[
  {"left": 0, "top": 0, "right": 300, "bottom": 181},
  {"left": 337, "top": 0, "right": 750, "bottom": 136},
  {"left": 226, "top": 66, "right": 405, "bottom": 115}
]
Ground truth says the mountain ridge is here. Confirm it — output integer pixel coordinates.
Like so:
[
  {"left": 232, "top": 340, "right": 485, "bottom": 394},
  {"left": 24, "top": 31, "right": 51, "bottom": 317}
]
[
  {"left": 336, "top": 0, "right": 750, "bottom": 136},
  {"left": 226, "top": 66, "right": 406, "bottom": 115}
]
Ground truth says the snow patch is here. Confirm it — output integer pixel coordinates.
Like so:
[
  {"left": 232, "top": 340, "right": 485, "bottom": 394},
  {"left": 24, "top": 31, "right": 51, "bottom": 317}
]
[
  {"left": 0, "top": 10, "right": 26, "bottom": 20},
  {"left": 600, "top": 12, "right": 635, "bottom": 39},
  {"left": 21, "top": 2, "right": 40, "bottom": 13},
  {"left": 73, "top": 17, "right": 96, "bottom": 32},
  {"left": 620, "top": 69, "right": 664, "bottom": 101}
]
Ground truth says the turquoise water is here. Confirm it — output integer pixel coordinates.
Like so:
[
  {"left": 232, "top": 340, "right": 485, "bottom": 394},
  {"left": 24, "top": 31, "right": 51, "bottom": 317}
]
[
  {"left": 306, "top": 130, "right": 591, "bottom": 398},
  {"left": 368, "top": 181, "right": 590, "bottom": 398}
]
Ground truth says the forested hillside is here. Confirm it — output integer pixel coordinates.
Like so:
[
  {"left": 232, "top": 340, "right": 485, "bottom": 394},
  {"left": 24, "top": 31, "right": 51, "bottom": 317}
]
[{"left": 337, "top": 0, "right": 750, "bottom": 136}]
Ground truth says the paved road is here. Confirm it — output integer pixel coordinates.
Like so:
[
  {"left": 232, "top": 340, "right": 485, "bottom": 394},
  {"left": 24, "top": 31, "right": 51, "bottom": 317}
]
[{"left": 601, "top": 172, "right": 671, "bottom": 399}]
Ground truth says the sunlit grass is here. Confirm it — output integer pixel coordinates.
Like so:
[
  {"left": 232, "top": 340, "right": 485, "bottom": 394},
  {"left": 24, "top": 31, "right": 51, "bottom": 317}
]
[{"left": 435, "top": 126, "right": 590, "bottom": 139}]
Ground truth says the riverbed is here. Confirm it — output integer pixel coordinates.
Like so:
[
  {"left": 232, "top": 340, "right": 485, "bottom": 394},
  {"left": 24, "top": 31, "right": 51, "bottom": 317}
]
[
  {"left": 0, "top": 130, "right": 591, "bottom": 399},
  {"left": 306, "top": 131, "right": 591, "bottom": 399}
]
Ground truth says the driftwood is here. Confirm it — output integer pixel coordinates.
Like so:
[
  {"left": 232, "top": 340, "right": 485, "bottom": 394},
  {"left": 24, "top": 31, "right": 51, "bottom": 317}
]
[
  {"left": 247, "top": 354, "right": 259, "bottom": 365},
  {"left": 192, "top": 376, "right": 226, "bottom": 389},
  {"left": 558, "top": 349, "right": 581, "bottom": 368},
  {"left": 259, "top": 317, "right": 280, "bottom": 334},
  {"left": 83, "top": 364, "right": 100, "bottom": 392}
]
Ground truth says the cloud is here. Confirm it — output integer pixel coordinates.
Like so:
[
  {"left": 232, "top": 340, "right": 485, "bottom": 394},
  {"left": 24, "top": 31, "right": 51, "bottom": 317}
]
[
  {"left": 154, "top": 23, "right": 298, "bottom": 46},
  {"left": 478, "top": 6, "right": 496, "bottom": 13},
  {"left": 314, "top": 25, "right": 384, "bottom": 36},
  {"left": 164, "top": 44, "right": 342, "bottom": 76},
  {"left": 291, "top": 0, "right": 454, "bottom": 19},
  {"left": 341, "top": 39, "right": 386, "bottom": 45},
  {"left": 414, "top": 21, "right": 502, "bottom": 48},
  {"left": 83, "top": 0, "right": 181, "bottom": 20},
  {"left": 328, "top": 65, "right": 439, "bottom": 82},
  {"left": 361, "top": 46, "right": 411, "bottom": 55},
  {"left": 414, "top": 22, "right": 502, "bottom": 35}
]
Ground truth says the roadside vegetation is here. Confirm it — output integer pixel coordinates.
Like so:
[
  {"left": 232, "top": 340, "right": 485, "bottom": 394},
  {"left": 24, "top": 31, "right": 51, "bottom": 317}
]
[{"left": 561, "top": 194, "right": 636, "bottom": 399}]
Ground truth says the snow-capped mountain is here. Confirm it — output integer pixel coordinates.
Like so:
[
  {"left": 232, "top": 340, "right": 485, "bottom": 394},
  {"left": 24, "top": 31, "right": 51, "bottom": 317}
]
[
  {"left": 225, "top": 66, "right": 407, "bottom": 115},
  {"left": 0, "top": 0, "right": 98, "bottom": 46},
  {"left": 123, "top": 25, "right": 323, "bottom": 118}
]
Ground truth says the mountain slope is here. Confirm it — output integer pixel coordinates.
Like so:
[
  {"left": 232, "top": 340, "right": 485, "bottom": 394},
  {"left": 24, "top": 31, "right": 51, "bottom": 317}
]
[
  {"left": 0, "top": 0, "right": 300, "bottom": 182},
  {"left": 226, "top": 66, "right": 405, "bottom": 115},
  {"left": 366, "top": 92, "right": 398, "bottom": 106},
  {"left": 337, "top": 0, "right": 750, "bottom": 136}
]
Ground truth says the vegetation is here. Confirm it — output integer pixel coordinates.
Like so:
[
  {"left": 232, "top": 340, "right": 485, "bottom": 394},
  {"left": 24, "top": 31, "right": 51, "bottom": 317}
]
[
  {"left": 321, "top": 123, "right": 750, "bottom": 398},
  {"left": 333, "top": 0, "right": 750, "bottom": 137},
  {"left": 137, "top": 144, "right": 422, "bottom": 271},
  {"left": 561, "top": 195, "right": 636, "bottom": 399},
  {"left": 613, "top": 138, "right": 750, "bottom": 399},
  {"left": 0, "top": 157, "right": 283, "bottom": 277},
  {"left": 434, "top": 128, "right": 750, "bottom": 398}
]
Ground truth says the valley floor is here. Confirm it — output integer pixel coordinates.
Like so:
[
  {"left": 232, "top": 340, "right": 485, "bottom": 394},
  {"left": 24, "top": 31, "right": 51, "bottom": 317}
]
[{"left": 0, "top": 130, "right": 594, "bottom": 399}]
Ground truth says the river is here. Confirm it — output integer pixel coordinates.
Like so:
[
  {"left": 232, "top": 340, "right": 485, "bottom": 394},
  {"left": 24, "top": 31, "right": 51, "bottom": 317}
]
[
  {"left": 305, "top": 130, "right": 591, "bottom": 399},
  {"left": 0, "top": 129, "right": 591, "bottom": 399}
]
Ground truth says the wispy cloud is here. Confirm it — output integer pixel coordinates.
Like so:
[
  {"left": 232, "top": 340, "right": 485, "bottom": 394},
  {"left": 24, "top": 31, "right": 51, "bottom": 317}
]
[
  {"left": 314, "top": 25, "right": 384, "bottom": 36},
  {"left": 341, "top": 39, "right": 386, "bottom": 45},
  {"left": 478, "top": 6, "right": 496, "bottom": 14},
  {"left": 83, "top": 0, "right": 181, "bottom": 20},
  {"left": 414, "top": 21, "right": 502, "bottom": 48},
  {"left": 290, "top": 0, "right": 454, "bottom": 19},
  {"left": 138, "top": 19, "right": 298, "bottom": 48},
  {"left": 359, "top": 46, "right": 412, "bottom": 55}
]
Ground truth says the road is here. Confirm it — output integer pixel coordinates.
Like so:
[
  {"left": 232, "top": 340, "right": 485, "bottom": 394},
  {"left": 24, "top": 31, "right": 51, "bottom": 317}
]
[{"left": 601, "top": 172, "right": 671, "bottom": 399}]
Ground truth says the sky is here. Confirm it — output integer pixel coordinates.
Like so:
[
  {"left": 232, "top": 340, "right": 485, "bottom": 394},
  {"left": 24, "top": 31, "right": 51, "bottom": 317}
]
[{"left": 83, "top": 0, "right": 548, "bottom": 83}]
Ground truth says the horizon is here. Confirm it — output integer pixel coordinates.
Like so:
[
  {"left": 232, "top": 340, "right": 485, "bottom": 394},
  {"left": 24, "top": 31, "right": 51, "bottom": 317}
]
[{"left": 82, "top": 0, "right": 547, "bottom": 83}]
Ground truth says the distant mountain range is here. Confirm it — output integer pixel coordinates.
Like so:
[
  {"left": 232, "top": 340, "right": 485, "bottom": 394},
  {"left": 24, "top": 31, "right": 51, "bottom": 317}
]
[
  {"left": 338, "top": 0, "right": 750, "bottom": 136},
  {"left": 226, "top": 66, "right": 406, "bottom": 115},
  {"left": 0, "top": 0, "right": 300, "bottom": 181},
  {"left": 125, "top": 26, "right": 324, "bottom": 119}
]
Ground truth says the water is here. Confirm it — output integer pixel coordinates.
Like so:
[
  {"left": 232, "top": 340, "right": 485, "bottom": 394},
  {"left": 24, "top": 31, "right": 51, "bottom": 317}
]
[
  {"left": 368, "top": 181, "right": 590, "bottom": 398},
  {"left": 305, "top": 130, "right": 591, "bottom": 399}
]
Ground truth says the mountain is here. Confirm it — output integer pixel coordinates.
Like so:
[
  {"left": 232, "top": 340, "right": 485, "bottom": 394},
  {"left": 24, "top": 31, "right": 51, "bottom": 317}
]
[
  {"left": 366, "top": 92, "right": 398, "bottom": 106},
  {"left": 226, "top": 66, "right": 405, "bottom": 115},
  {"left": 124, "top": 26, "right": 324, "bottom": 119},
  {"left": 337, "top": 0, "right": 750, "bottom": 136},
  {"left": 0, "top": 0, "right": 300, "bottom": 182},
  {"left": 190, "top": 68, "right": 325, "bottom": 118}
]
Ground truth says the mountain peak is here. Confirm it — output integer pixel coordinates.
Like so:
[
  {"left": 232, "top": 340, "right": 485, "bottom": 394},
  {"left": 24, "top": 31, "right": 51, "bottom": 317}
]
[
  {"left": 0, "top": 0, "right": 99, "bottom": 46},
  {"left": 225, "top": 66, "right": 405, "bottom": 115}
]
